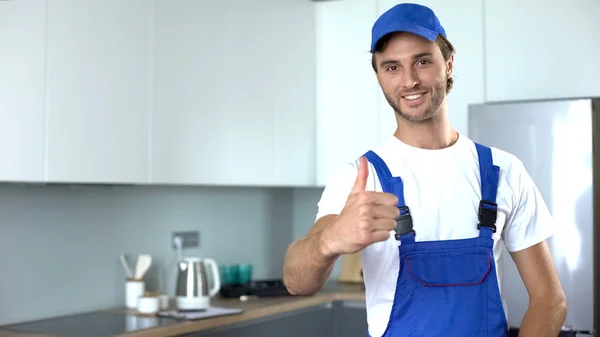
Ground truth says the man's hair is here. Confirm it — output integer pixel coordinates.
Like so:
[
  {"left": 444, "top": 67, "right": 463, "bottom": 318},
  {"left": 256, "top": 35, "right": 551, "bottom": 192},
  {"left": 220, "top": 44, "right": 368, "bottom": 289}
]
[{"left": 370, "top": 33, "right": 456, "bottom": 93}]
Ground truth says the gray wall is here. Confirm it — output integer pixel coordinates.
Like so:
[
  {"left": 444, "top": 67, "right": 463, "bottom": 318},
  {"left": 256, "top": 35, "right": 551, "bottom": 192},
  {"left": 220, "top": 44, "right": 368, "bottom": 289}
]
[
  {"left": 292, "top": 188, "right": 342, "bottom": 279},
  {"left": 0, "top": 184, "right": 333, "bottom": 325}
]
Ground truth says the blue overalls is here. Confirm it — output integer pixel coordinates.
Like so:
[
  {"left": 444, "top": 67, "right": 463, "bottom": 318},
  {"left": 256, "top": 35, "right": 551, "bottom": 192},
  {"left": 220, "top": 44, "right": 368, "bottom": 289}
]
[{"left": 363, "top": 142, "right": 508, "bottom": 337}]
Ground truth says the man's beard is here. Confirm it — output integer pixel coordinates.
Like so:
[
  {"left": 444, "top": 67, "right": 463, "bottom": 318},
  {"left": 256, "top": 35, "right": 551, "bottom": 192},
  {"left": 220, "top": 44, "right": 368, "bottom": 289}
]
[{"left": 384, "top": 78, "right": 446, "bottom": 123}]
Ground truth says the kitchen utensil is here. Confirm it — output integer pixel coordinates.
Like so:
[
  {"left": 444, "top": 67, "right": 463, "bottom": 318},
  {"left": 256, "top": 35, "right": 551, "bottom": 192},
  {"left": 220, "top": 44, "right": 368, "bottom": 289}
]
[
  {"left": 120, "top": 254, "right": 133, "bottom": 279},
  {"left": 175, "top": 257, "right": 221, "bottom": 310},
  {"left": 134, "top": 254, "right": 152, "bottom": 280},
  {"left": 338, "top": 252, "right": 363, "bottom": 283}
]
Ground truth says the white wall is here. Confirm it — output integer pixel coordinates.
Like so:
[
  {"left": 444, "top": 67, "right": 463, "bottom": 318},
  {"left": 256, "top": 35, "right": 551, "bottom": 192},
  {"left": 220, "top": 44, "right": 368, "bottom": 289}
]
[{"left": 484, "top": 0, "right": 600, "bottom": 102}]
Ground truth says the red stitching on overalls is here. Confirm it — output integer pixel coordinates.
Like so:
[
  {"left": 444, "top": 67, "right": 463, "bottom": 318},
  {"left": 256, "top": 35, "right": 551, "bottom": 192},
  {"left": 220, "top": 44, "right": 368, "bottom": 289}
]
[{"left": 407, "top": 251, "right": 491, "bottom": 287}]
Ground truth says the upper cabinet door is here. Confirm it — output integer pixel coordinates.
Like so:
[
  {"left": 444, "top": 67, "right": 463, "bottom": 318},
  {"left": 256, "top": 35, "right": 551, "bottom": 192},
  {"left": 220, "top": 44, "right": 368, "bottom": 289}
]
[
  {"left": 271, "top": 0, "right": 318, "bottom": 187},
  {"left": 0, "top": 1, "right": 46, "bottom": 182},
  {"left": 45, "top": 0, "right": 151, "bottom": 184},
  {"left": 485, "top": 0, "right": 600, "bottom": 102},
  {"left": 315, "top": 0, "right": 381, "bottom": 187},
  {"left": 152, "top": 0, "right": 282, "bottom": 186}
]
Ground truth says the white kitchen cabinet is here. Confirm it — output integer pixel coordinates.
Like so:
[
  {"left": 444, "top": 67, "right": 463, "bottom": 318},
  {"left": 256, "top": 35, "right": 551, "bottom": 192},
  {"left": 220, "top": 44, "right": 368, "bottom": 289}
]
[
  {"left": 0, "top": 0, "right": 46, "bottom": 182},
  {"left": 152, "top": 0, "right": 316, "bottom": 186},
  {"left": 271, "top": 0, "right": 318, "bottom": 187},
  {"left": 45, "top": 0, "right": 151, "bottom": 184},
  {"left": 484, "top": 0, "right": 600, "bottom": 102},
  {"left": 376, "top": 0, "right": 485, "bottom": 139},
  {"left": 152, "top": 0, "right": 274, "bottom": 186},
  {"left": 315, "top": 0, "right": 381, "bottom": 187}
]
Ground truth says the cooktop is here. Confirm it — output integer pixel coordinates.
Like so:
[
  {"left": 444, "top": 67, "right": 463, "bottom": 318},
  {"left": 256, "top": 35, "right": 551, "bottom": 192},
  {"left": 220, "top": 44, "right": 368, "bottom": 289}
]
[
  {"left": 0, "top": 311, "right": 180, "bottom": 337},
  {"left": 219, "top": 278, "right": 293, "bottom": 298}
]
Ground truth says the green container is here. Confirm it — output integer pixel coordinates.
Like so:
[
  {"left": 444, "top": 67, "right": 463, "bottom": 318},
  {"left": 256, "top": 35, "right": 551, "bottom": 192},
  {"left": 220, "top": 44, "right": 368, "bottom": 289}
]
[
  {"left": 220, "top": 264, "right": 253, "bottom": 286},
  {"left": 238, "top": 264, "right": 253, "bottom": 284}
]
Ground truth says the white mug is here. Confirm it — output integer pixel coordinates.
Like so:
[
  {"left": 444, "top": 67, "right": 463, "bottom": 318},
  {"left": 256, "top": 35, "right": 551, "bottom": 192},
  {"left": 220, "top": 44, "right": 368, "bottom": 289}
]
[{"left": 126, "top": 280, "right": 145, "bottom": 309}]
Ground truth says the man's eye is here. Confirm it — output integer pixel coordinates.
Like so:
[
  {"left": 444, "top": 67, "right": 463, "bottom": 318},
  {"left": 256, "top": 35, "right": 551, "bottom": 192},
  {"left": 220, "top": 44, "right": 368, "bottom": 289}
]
[{"left": 386, "top": 65, "right": 398, "bottom": 72}]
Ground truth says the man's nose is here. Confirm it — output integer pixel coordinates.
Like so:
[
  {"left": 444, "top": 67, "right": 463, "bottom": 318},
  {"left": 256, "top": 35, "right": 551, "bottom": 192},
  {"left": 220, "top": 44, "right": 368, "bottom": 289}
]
[{"left": 400, "top": 69, "right": 419, "bottom": 89}]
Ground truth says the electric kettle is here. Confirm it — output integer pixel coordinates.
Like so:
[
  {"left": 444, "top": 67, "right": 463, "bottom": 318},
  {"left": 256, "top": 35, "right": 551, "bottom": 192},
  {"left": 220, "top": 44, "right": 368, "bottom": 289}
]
[{"left": 175, "top": 257, "right": 221, "bottom": 310}]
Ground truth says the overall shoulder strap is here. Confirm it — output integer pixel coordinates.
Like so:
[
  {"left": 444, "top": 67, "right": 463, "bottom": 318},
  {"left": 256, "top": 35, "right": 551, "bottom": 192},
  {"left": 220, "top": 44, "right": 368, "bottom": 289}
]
[
  {"left": 474, "top": 142, "right": 500, "bottom": 238},
  {"left": 362, "top": 150, "right": 393, "bottom": 190},
  {"left": 362, "top": 150, "right": 414, "bottom": 242}
]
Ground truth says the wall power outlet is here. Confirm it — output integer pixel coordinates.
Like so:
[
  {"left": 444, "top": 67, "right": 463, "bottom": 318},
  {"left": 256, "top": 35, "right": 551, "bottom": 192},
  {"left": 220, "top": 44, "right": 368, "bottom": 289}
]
[{"left": 172, "top": 231, "right": 200, "bottom": 249}]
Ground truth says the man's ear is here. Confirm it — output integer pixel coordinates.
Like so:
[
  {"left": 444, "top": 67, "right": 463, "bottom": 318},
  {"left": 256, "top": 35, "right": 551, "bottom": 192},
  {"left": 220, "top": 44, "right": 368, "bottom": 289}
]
[{"left": 446, "top": 53, "right": 455, "bottom": 79}]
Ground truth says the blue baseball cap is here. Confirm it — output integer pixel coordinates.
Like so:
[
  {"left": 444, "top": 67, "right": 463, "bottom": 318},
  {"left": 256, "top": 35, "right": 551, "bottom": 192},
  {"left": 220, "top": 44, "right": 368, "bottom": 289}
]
[{"left": 370, "top": 3, "right": 447, "bottom": 53}]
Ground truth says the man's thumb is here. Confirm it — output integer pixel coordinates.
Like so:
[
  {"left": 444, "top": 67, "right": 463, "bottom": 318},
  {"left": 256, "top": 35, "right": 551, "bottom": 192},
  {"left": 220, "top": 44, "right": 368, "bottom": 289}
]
[{"left": 352, "top": 156, "right": 368, "bottom": 192}]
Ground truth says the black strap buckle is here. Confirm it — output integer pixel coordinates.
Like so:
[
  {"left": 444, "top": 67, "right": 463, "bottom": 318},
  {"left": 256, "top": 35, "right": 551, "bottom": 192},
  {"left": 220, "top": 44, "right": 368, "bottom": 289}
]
[
  {"left": 477, "top": 200, "right": 497, "bottom": 233},
  {"left": 394, "top": 206, "right": 415, "bottom": 240}
]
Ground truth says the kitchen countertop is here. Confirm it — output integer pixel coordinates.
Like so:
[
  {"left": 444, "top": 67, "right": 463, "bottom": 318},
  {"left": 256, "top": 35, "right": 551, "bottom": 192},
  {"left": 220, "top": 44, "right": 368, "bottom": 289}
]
[{"left": 0, "top": 282, "right": 366, "bottom": 337}]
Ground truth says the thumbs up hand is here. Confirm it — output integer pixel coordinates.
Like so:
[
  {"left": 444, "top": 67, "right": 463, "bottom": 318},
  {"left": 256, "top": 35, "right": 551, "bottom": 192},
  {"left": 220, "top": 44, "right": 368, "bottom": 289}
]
[{"left": 319, "top": 156, "right": 400, "bottom": 257}]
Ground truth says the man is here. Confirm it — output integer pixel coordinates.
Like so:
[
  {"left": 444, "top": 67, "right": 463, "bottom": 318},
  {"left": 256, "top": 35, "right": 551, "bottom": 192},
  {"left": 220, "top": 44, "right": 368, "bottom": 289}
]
[{"left": 283, "top": 3, "right": 567, "bottom": 337}]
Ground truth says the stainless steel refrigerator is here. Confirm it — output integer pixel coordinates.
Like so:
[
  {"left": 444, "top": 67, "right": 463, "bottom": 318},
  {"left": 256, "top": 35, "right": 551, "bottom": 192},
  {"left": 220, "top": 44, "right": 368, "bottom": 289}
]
[{"left": 469, "top": 98, "right": 599, "bottom": 336}]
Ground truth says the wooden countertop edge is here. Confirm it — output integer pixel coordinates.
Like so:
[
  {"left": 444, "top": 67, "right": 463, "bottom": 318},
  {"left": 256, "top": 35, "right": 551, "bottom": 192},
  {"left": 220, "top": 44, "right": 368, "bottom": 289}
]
[
  {"left": 0, "top": 330, "right": 60, "bottom": 337},
  {"left": 116, "top": 291, "right": 366, "bottom": 337}
]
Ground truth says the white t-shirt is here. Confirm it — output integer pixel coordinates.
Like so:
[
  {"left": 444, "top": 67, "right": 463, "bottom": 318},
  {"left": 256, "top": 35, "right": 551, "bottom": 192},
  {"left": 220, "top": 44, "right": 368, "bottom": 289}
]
[{"left": 314, "top": 134, "right": 554, "bottom": 337}]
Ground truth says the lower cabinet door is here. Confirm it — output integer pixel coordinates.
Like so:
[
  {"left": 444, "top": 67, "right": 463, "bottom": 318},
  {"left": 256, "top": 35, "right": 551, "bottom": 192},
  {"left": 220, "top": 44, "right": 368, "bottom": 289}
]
[
  {"left": 181, "top": 300, "right": 368, "bottom": 337},
  {"left": 189, "top": 303, "right": 335, "bottom": 337},
  {"left": 333, "top": 301, "right": 368, "bottom": 337}
]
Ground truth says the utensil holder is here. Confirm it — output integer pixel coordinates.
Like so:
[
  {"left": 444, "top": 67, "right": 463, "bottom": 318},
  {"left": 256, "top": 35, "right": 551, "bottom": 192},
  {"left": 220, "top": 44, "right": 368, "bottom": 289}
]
[{"left": 126, "top": 279, "right": 145, "bottom": 309}]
